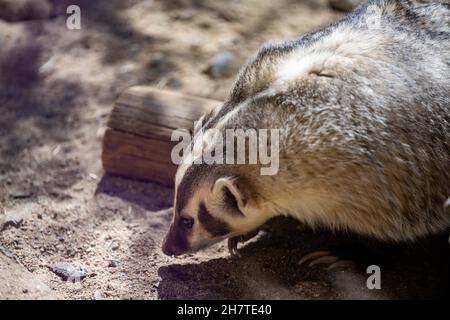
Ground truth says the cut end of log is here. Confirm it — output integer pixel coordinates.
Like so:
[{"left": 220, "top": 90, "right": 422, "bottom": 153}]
[{"left": 102, "top": 87, "right": 221, "bottom": 187}]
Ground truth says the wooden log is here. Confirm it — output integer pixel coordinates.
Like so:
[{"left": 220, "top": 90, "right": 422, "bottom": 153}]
[{"left": 102, "top": 86, "right": 221, "bottom": 187}]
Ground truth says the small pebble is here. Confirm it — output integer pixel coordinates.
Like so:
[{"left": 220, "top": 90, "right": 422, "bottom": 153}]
[
  {"left": 108, "top": 260, "right": 118, "bottom": 268},
  {"left": 110, "top": 241, "right": 120, "bottom": 251},
  {"left": 93, "top": 291, "right": 103, "bottom": 300},
  {"left": 48, "top": 262, "right": 87, "bottom": 283}
]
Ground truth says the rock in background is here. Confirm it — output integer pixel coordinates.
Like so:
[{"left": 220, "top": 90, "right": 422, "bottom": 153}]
[{"left": 204, "top": 51, "right": 239, "bottom": 79}]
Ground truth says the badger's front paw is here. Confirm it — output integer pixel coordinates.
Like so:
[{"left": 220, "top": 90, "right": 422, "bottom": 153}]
[
  {"left": 227, "top": 237, "right": 240, "bottom": 257},
  {"left": 227, "top": 229, "right": 260, "bottom": 256}
]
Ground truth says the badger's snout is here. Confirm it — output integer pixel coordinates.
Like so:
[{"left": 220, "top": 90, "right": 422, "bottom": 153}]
[
  {"left": 161, "top": 232, "right": 179, "bottom": 256},
  {"left": 162, "top": 224, "right": 189, "bottom": 256},
  {"left": 161, "top": 238, "right": 178, "bottom": 256},
  {"left": 161, "top": 233, "right": 173, "bottom": 256}
]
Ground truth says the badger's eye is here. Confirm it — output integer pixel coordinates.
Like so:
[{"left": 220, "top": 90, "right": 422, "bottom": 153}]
[{"left": 180, "top": 217, "right": 194, "bottom": 229}]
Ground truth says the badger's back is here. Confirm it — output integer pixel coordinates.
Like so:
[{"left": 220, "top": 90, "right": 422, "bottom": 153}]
[{"left": 206, "top": 0, "right": 450, "bottom": 241}]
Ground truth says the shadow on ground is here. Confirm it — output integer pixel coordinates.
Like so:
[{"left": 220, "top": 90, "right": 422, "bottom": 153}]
[
  {"left": 157, "top": 217, "right": 450, "bottom": 300},
  {"left": 51, "top": 0, "right": 159, "bottom": 65},
  {"left": 94, "top": 175, "right": 450, "bottom": 300},
  {"left": 0, "top": 21, "right": 88, "bottom": 201},
  {"left": 96, "top": 174, "right": 173, "bottom": 213}
]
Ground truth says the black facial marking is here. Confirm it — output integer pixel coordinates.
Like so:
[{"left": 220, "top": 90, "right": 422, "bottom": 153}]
[
  {"left": 223, "top": 186, "right": 245, "bottom": 217},
  {"left": 176, "top": 164, "right": 209, "bottom": 215},
  {"left": 168, "top": 220, "right": 189, "bottom": 253},
  {"left": 198, "top": 202, "right": 230, "bottom": 237}
]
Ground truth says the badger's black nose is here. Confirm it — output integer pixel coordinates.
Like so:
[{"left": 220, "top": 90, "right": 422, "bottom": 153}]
[
  {"left": 162, "top": 242, "right": 186, "bottom": 256},
  {"left": 162, "top": 231, "right": 185, "bottom": 256},
  {"left": 162, "top": 239, "right": 174, "bottom": 256},
  {"left": 162, "top": 232, "right": 175, "bottom": 256}
]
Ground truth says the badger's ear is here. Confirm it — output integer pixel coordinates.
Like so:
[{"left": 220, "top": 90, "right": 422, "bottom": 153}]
[{"left": 212, "top": 177, "right": 249, "bottom": 215}]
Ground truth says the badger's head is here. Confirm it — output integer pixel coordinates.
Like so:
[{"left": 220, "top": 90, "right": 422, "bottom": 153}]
[
  {"left": 162, "top": 162, "right": 271, "bottom": 256},
  {"left": 162, "top": 42, "right": 288, "bottom": 256},
  {"left": 161, "top": 106, "right": 278, "bottom": 255}
]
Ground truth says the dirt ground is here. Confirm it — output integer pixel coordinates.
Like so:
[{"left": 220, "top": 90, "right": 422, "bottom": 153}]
[{"left": 0, "top": 0, "right": 449, "bottom": 300}]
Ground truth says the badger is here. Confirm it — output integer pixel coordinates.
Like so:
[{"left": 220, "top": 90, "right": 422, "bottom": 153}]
[{"left": 162, "top": 0, "right": 450, "bottom": 258}]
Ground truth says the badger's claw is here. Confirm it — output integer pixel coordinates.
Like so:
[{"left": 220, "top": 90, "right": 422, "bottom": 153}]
[
  {"left": 327, "top": 260, "right": 356, "bottom": 271},
  {"left": 299, "top": 250, "right": 355, "bottom": 271},
  {"left": 227, "top": 237, "right": 241, "bottom": 256},
  {"left": 227, "top": 229, "right": 260, "bottom": 256},
  {"left": 298, "top": 251, "right": 330, "bottom": 266}
]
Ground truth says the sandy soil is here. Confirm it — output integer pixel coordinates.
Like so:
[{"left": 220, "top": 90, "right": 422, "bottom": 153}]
[{"left": 0, "top": 0, "right": 449, "bottom": 300}]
